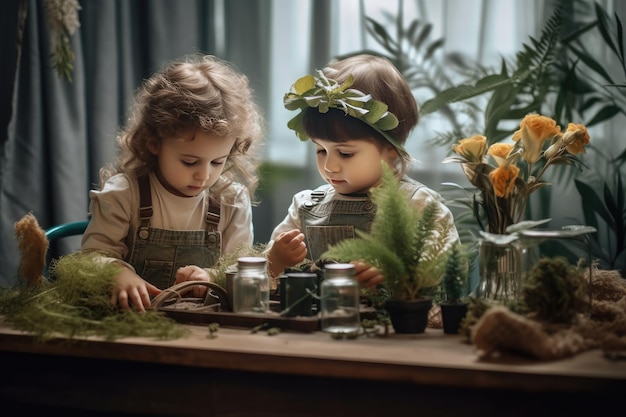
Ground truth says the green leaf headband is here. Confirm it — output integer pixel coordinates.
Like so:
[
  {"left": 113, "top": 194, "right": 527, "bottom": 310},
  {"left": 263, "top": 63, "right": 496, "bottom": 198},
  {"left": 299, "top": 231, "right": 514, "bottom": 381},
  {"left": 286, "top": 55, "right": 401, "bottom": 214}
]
[{"left": 283, "top": 70, "right": 407, "bottom": 156}]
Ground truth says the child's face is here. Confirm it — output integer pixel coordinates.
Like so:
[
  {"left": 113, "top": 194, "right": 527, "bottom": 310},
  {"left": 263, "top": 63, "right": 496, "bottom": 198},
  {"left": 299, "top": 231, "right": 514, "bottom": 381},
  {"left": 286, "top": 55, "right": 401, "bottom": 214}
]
[
  {"left": 150, "top": 130, "right": 236, "bottom": 197},
  {"left": 312, "top": 138, "right": 398, "bottom": 195}
]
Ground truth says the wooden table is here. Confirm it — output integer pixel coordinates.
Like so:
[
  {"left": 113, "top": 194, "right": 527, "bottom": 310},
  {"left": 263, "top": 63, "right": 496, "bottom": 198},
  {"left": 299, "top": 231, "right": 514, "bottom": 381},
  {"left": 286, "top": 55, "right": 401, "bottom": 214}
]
[{"left": 1, "top": 321, "right": 625, "bottom": 416}]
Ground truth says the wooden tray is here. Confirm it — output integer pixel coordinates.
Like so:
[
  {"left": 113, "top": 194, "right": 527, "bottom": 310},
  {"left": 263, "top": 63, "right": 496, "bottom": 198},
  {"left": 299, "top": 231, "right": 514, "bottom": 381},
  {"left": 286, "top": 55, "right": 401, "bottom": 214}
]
[
  {"left": 151, "top": 281, "right": 321, "bottom": 332},
  {"left": 158, "top": 300, "right": 377, "bottom": 333},
  {"left": 157, "top": 301, "right": 321, "bottom": 332}
]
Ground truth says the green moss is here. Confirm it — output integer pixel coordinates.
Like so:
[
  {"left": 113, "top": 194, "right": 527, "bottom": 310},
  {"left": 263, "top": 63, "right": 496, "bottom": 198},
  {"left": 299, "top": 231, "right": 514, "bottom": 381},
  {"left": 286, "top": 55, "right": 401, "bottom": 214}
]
[
  {"left": 459, "top": 297, "right": 491, "bottom": 339},
  {"left": 207, "top": 243, "right": 268, "bottom": 289},
  {"left": 520, "top": 256, "right": 588, "bottom": 323},
  {"left": 0, "top": 251, "right": 188, "bottom": 342}
]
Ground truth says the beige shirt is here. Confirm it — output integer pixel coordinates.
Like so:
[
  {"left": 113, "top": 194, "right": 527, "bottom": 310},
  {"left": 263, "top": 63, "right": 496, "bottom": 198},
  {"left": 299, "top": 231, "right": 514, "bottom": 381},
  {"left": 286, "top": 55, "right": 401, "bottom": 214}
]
[{"left": 81, "top": 172, "right": 253, "bottom": 263}]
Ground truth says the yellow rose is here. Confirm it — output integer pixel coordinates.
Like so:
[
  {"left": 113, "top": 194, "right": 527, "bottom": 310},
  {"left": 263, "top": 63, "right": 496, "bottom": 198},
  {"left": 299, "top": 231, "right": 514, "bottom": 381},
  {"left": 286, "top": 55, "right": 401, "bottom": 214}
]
[
  {"left": 512, "top": 114, "right": 561, "bottom": 163},
  {"left": 489, "top": 164, "right": 520, "bottom": 198},
  {"left": 487, "top": 143, "right": 514, "bottom": 167},
  {"left": 452, "top": 135, "right": 487, "bottom": 163},
  {"left": 563, "top": 123, "right": 590, "bottom": 155}
]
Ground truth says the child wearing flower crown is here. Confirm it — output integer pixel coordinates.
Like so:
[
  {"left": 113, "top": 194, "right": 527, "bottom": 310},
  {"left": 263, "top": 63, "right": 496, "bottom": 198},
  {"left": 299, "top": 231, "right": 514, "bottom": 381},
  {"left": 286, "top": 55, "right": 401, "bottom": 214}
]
[
  {"left": 81, "top": 54, "right": 264, "bottom": 311},
  {"left": 267, "top": 54, "right": 459, "bottom": 288}
]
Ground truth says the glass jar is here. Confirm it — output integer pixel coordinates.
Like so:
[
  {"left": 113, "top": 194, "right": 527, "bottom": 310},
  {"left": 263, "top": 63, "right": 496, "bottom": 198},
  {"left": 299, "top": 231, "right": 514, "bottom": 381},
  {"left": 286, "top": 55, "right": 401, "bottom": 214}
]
[
  {"left": 233, "top": 257, "right": 269, "bottom": 314},
  {"left": 320, "top": 263, "right": 360, "bottom": 334}
]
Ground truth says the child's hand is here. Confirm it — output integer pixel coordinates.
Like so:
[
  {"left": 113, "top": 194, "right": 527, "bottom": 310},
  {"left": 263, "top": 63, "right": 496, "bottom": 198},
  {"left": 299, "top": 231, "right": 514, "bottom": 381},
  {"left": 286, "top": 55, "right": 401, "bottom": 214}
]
[
  {"left": 352, "top": 261, "right": 384, "bottom": 289},
  {"left": 175, "top": 265, "right": 211, "bottom": 298},
  {"left": 268, "top": 229, "right": 307, "bottom": 278},
  {"left": 112, "top": 267, "right": 162, "bottom": 312}
]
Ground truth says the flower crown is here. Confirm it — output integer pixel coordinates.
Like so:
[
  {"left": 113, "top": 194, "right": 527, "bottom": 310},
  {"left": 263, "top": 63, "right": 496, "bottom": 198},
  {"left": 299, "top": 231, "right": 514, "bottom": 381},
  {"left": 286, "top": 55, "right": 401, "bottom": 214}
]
[{"left": 283, "top": 70, "right": 406, "bottom": 155}]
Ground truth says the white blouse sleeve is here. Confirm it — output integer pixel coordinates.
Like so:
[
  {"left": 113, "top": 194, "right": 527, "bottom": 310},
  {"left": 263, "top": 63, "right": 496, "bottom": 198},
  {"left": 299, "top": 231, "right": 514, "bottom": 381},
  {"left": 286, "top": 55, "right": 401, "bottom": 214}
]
[
  {"left": 268, "top": 189, "right": 308, "bottom": 242},
  {"left": 220, "top": 183, "right": 254, "bottom": 255},
  {"left": 81, "top": 174, "right": 136, "bottom": 261},
  {"left": 410, "top": 186, "right": 461, "bottom": 249}
]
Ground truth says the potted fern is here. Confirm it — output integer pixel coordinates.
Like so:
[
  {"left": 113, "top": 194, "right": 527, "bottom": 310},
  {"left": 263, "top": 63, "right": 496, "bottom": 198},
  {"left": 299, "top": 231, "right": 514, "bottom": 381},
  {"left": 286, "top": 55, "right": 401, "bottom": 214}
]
[
  {"left": 323, "top": 164, "right": 453, "bottom": 334},
  {"left": 440, "top": 242, "right": 470, "bottom": 334}
]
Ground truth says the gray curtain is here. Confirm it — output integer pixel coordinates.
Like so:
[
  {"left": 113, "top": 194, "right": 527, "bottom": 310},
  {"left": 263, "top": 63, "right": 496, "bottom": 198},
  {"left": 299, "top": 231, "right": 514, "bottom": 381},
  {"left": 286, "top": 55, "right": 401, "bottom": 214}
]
[{"left": 0, "top": 0, "right": 275, "bottom": 287}]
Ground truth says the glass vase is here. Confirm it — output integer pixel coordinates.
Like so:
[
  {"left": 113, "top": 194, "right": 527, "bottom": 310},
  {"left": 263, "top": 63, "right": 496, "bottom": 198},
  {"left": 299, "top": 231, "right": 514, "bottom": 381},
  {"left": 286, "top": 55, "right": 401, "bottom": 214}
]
[{"left": 476, "top": 239, "right": 523, "bottom": 303}]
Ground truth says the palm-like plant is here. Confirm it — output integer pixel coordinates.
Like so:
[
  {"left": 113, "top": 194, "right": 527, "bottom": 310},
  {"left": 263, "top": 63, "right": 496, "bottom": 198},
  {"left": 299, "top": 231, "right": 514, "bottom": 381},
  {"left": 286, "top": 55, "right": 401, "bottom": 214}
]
[
  {"left": 419, "top": 1, "right": 623, "bottom": 142},
  {"left": 334, "top": 1, "right": 481, "bottom": 141},
  {"left": 346, "top": 1, "right": 625, "bottom": 276}
]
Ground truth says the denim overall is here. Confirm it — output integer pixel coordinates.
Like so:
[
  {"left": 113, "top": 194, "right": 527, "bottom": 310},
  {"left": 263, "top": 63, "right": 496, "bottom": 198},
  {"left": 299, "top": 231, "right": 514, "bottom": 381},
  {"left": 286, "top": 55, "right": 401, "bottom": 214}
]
[
  {"left": 126, "top": 175, "right": 221, "bottom": 290},
  {"left": 299, "top": 176, "right": 424, "bottom": 261}
]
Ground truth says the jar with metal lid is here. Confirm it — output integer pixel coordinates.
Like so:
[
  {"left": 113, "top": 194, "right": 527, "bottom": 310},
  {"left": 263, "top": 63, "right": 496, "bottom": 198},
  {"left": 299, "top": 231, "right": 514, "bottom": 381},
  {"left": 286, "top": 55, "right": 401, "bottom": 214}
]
[
  {"left": 320, "top": 263, "right": 360, "bottom": 334},
  {"left": 233, "top": 257, "right": 269, "bottom": 314}
]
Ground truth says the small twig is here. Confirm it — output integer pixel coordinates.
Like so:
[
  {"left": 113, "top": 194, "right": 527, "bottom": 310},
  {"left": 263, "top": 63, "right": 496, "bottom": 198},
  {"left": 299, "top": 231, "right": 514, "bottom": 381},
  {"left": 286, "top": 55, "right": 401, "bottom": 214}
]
[{"left": 278, "top": 287, "right": 317, "bottom": 317}]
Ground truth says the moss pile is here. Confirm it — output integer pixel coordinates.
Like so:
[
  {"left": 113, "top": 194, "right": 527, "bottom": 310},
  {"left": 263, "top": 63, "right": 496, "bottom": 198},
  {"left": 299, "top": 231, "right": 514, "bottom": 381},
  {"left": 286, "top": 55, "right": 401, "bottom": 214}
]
[{"left": 1, "top": 251, "right": 188, "bottom": 342}]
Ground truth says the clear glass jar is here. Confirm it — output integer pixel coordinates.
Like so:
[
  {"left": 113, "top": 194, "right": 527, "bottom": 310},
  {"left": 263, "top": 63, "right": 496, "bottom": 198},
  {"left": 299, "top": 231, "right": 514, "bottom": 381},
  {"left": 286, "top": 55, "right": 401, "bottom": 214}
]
[
  {"left": 320, "top": 263, "right": 360, "bottom": 334},
  {"left": 233, "top": 257, "right": 269, "bottom": 314}
]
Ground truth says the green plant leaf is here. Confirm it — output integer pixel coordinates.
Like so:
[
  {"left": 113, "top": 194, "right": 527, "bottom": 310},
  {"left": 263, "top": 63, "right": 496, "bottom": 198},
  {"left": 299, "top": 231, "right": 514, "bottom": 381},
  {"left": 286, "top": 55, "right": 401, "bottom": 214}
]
[
  {"left": 568, "top": 46, "right": 615, "bottom": 84},
  {"left": 376, "top": 112, "right": 400, "bottom": 130},
  {"left": 425, "top": 38, "right": 445, "bottom": 61},
  {"left": 586, "top": 104, "right": 623, "bottom": 126},
  {"left": 363, "top": 100, "right": 388, "bottom": 123},
  {"left": 595, "top": 2, "right": 620, "bottom": 62},
  {"left": 286, "top": 112, "right": 307, "bottom": 141},
  {"left": 366, "top": 17, "right": 400, "bottom": 56},
  {"left": 617, "top": 12, "right": 625, "bottom": 64},
  {"left": 420, "top": 73, "right": 511, "bottom": 116},
  {"left": 413, "top": 22, "right": 432, "bottom": 50},
  {"left": 574, "top": 180, "right": 608, "bottom": 228}
]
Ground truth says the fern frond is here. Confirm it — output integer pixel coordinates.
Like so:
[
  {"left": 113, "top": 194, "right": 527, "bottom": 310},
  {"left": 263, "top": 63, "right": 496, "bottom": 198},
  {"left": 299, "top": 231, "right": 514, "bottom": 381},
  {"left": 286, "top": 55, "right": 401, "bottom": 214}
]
[
  {"left": 322, "top": 164, "right": 453, "bottom": 300},
  {"left": 414, "top": 258, "right": 446, "bottom": 290},
  {"left": 370, "top": 165, "right": 418, "bottom": 266},
  {"left": 411, "top": 201, "right": 439, "bottom": 261},
  {"left": 515, "top": 8, "right": 561, "bottom": 71},
  {"left": 442, "top": 243, "right": 470, "bottom": 301},
  {"left": 323, "top": 232, "right": 405, "bottom": 281}
]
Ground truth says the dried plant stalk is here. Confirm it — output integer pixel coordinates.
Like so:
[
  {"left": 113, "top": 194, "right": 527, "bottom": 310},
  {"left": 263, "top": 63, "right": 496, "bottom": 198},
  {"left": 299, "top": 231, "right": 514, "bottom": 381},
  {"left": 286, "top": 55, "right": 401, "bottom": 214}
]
[{"left": 14, "top": 213, "right": 48, "bottom": 286}]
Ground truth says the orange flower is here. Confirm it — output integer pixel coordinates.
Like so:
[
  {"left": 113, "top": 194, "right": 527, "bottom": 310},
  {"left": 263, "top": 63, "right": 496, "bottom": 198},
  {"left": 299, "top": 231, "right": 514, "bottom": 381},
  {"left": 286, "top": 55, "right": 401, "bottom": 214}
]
[
  {"left": 489, "top": 164, "right": 520, "bottom": 198},
  {"left": 446, "top": 113, "right": 589, "bottom": 235},
  {"left": 563, "top": 123, "right": 590, "bottom": 155},
  {"left": 452, "top": 135, "right": 487, "bottom": 163},
  {"left": 487, "top": 143, "right": 514, "bottom": 167},
  {"left": 512, "top": 114, "right": 561, "bottom": 163}
]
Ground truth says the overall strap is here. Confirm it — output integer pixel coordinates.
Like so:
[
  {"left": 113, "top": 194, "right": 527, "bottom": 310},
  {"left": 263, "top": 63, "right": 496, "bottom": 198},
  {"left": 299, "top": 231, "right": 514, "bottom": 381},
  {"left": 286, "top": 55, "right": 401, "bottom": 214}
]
[
  {"left": 206, "top": 196, "right": 221, "bottom": 229},
  {"left": 311, "top": 190, "right": 326, "bottom": 202},
  {"left": 138, "top": 174, "right": 153, "bottom": 232},
  {"left": 137, "top": 174, "right": 153, "bottom": 239},
  {"left": 303, "top": 189, "right": 327, "bottom": 209}
]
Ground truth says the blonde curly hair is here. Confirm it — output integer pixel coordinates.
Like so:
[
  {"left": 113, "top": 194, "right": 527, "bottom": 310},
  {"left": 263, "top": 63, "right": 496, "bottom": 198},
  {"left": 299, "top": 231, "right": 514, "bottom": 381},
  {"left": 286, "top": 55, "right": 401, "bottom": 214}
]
[{"left": 101, "top": 54, "right": 264, "bottom": 200}]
